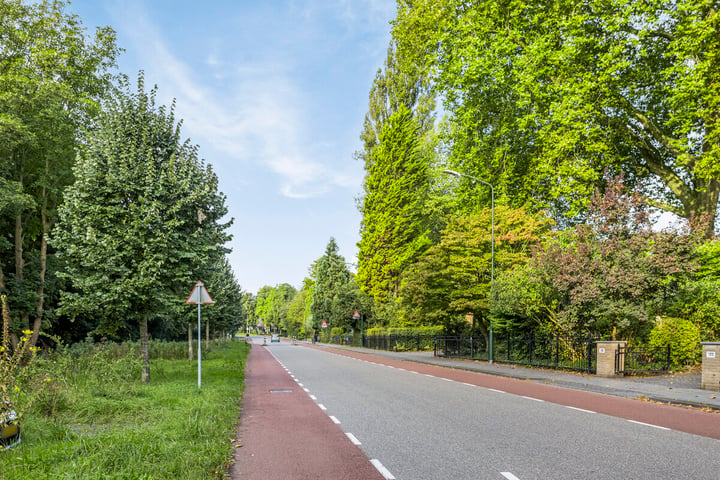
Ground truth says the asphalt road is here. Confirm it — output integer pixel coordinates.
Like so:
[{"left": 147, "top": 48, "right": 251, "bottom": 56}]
[{"left": 268, "top": 341, "right": 720, "bottom": 480}]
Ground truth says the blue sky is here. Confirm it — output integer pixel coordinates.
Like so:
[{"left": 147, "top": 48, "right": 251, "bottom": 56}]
[{"left": 69, "top": 0, "right": 396, "bottom": 294}]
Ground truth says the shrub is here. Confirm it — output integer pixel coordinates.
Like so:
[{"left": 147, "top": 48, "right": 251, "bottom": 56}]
[{"left": 648, "top": 317, "right": 701, "bottom": 368}]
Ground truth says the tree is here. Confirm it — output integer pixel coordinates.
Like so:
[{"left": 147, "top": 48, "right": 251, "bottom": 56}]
[
  {"left": 311, "top": 238, "right": 350, "bottom": 331},
  {"left": 526, "top": 177, "right": 698, "bottom": 340},
  {"left": 0, "top": 0, "right": 119, "bottom": 347},
  {"left": 356, "top": 39, "right": 434, "bottom": 167},
  {"left": 393, "top": 0, "right": 720, "bottom": 235},
  {"left": 401, "top": 206, "right": 552, "bottom": 341},
  {"left": 357, "top": 104, "right": 433, "bottom": 303},
  {"left": 53, "top": 76, "right": 232, "bottom": 382}
]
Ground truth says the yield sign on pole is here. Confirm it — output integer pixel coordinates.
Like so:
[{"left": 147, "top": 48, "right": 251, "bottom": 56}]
[
  {"left": 186, "top": 280, "right": 215, "bottom": 305},
  {"left": 186, "top": 280, "right": 214, "bottom": 389}
]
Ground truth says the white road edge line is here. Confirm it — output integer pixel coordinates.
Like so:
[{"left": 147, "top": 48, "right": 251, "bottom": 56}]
[
  {"left": 318, "top": 404, "right": 327, "bottom": 411},
  {"left": 345, "top": 432, "right": 361, "bottom": 445},
  {"left": 521, "top": 395, "right": 544, "bottom": 402},
  {"left": 329, "top": 415, "right": 341, "bottom": 424},
  {"left": 566, "top": 406, "right": 596, "bottom": 414},
  {"left": 309, "top": 395, "right": 317, "bottom": 400},
  {"left": 488, "top": 388, "right": 506, "bottom": 393},
  {"left": 628, "top": 419, "right": 670, "bottom": 430},
  {"left": 371, "top": 459, "right": 396, "bottom": 480},
  {"left": 501, "top": 472, "right": 521, "bottom": 480}
]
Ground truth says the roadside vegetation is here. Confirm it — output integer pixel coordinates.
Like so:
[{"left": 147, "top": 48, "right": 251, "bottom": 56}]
[
  {"left": 0, "top": 339, "right": 249, "bottom": 479},
  {"left": 244, "top": 0, "right": 720, "bottom": 372}
]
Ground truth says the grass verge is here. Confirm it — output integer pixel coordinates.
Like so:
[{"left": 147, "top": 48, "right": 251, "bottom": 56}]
[{"left": 0, "top": 340, "right": 249, "bottom": 479}]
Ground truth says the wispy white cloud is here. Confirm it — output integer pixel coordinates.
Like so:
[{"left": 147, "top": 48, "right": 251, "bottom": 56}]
[{"left": 110, "top": 1, "right": 370, "bottom": 199}]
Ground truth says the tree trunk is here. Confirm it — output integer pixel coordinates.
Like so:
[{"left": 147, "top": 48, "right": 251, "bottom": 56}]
[
  {"left": 31, "top": 191, "right": 49, "bottom": 348},
  {"left": 188, "top": 322, "right": 193, "bottom": 361},
  {"left": 140, "top": 315, "right": 150, "bottom": 383}
]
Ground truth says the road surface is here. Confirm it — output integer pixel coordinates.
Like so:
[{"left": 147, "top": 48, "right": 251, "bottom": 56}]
[{"left": 267, "top": 341, "right": 720, "bottom": 480}]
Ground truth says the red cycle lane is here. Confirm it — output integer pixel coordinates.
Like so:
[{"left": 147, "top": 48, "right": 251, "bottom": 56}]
[
  {"left": 230, "top": 344, "right": 385, "bottom": 480},
  {"left": 311, "top": 345, "right": 720, "bottom": 441}
]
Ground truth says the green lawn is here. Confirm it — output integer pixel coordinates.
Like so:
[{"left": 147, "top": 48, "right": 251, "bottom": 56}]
[{"left": 0, "top": 340, "right": 249, "bottom": 479}]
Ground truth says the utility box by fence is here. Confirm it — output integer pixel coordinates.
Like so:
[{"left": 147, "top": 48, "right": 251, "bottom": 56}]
[
  {"left": 596, "top": 341, "right": 626, "bottom": 377},
  {"left": 701, "top": 342, "right": 720, "bottom": 391}
]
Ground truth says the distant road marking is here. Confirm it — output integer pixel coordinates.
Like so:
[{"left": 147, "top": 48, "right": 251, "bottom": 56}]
[
  {"left": 461, "top": 382, "right": 474, "bottom": 387},
  {"left": 566, "top": 406, "right": 596, "bottom": 414},
  {"left": 303, "top": 388, "right": 310, "bottom": 393},
  {"left": 501, "top": 472, "right": 521, "bottom": 480},
  {"left": 370, "top": 459, "right": 396, "bottom": 479},
  {"left": 318, "top": 404, "right": 327, "bottom": 411},
  {"left": 488, "top": 388, "right": 505, "bottom": 394},
  {"left": 329, "top": 416, "right": 341, "bottom": 424},
  {"left": 309, "top": 395, "right": 317, "bottom": 400},
  {"left": 345, "top": 432, "right": 361, "bottom": 445},
  {"left": 628, "top": 420, "right": 670, "bottom": 430},
  {"left": 521, "top": 396, "right": 544, "bottom": 402}
]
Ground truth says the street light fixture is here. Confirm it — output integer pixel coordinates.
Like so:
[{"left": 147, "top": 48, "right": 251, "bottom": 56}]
[{"left": 443, "top": 169, "right": 495, "bottom": 364}]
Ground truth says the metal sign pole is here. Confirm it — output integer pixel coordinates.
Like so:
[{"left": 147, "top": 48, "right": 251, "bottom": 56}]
[
  {"left": 197, "top": 287, "right": 202, "bottom": 389},
  {"left": 186, "top": 280, "right": 213, "bottom": 390}
]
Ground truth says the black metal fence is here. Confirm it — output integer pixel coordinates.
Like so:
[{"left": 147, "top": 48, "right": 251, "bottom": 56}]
[
  {"left": 330, "top": 334, "right": 436, "bottom": 352},
  {"left": 435, "top": 333, "right": 599, "bottom": 374},
  {"left": 616, "top": 344, "right": 671, "bottom": 375},
  {"left": 434, "top": 336, "right": 489, "bottom": 361}
]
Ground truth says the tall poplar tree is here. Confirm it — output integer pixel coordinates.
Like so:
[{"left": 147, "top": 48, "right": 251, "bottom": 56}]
[
  {"left": 357, "top": 104, "right": 432, "bottom": 303},
  {"left": 53, "top": 75, "right": 232, "bottom": 382}
]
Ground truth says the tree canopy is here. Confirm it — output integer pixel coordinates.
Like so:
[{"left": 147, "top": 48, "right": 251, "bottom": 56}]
[
  {"left": 0, "top": 0, "right": 119, "bottom": 346},
  {"left": 53, "top": 75, "right": 232, "bottom": 380},
  {"left": 393, "top": 0, "right": 720, "bottom": 235}
]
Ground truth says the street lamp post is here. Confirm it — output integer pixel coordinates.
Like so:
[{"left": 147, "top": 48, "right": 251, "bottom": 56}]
[{"left": 443, "top": 169, "right": 495, "bottom": 364}]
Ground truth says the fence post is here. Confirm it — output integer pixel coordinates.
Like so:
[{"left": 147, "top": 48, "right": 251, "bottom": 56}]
[
  {"left": 666, "top": 344, "right": 671, "bottom": 371},
  {"left": 555, "top": 334, "right": 560, "bottom": 369},
  {"left": 701, "top": 342, "right": 720, "bottom": 391},
  {"left": 596, "top": 341, "right": 626, "bottom": 377}
]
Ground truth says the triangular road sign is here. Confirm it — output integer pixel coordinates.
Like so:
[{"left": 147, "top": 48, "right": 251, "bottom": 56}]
[{"left": 186, "top": 280, "right": 215, "bottom": 305}]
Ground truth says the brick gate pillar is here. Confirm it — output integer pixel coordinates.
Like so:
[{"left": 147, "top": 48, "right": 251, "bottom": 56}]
[
  {"left": 701, "top": 342, "right": 720, "bottom": 391},
  {"left": 596, "top": 341, "right": 626, "bottom": 378}
]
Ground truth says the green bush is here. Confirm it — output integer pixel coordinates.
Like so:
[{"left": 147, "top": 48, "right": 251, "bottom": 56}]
[
  {"left": 366, "top": 326, "right": 444, "bottom": 337},
  {"left": 648, "top": 317, "right": 701, "bottom": 368}
]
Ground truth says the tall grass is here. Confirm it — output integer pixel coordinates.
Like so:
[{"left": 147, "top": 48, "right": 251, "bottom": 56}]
[{"left": 0, "top": 340, "right": 249, "bottom": 479}]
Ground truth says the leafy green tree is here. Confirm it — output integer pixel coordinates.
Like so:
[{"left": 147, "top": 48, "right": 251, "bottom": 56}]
[
  {"left": 679, "top": 240, "right": 720, "bottom": 340},
  {"left": 311, "top": 238, "right": 350, "bottom": 331},
  {"left": 527, "top": 178, "right": 698, "bottom": 340},
  {"left": 330, "top": 278, "right": 374, "bottom": 334},
  {"left": 393, "top": 0, "right": 720, "bottom": 235},
  {"left": 53, "top": 76, "right": 232, "bottom": 382},
  {"left": 254, "top": 286, "right": 273, "bottom": 332},
  {"left": 401, "top": 206, "right": 552, "bottom": 341},
  {"left": 357, "top": 104, "right": 433, "bottom": 303},
  {"left": 0, "top": 0, "right": 119, "bottom": 347}
]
